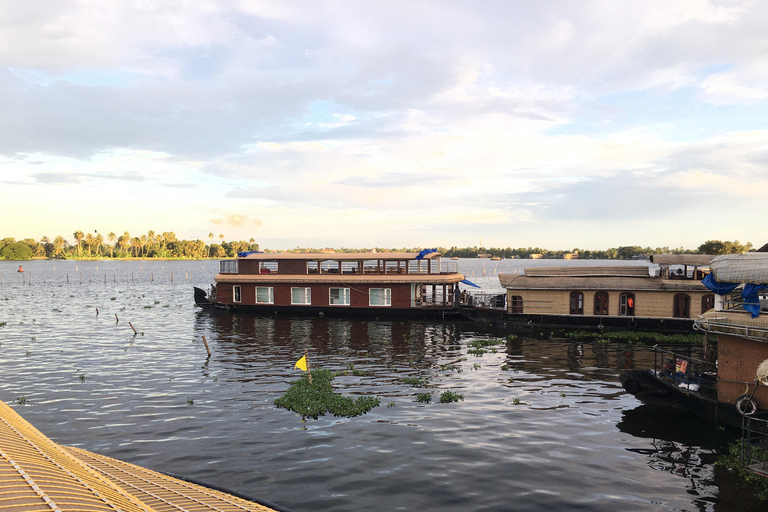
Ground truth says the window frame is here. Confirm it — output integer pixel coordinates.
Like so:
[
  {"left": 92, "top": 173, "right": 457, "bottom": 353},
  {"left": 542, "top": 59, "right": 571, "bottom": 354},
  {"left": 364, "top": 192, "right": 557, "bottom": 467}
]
[
  {"left": 220, "top": 260, "right": 238, "bottom": 273},
  {"left": 256, "top": 286, "right": 274, "bottom": 304},
  {"left": 702, "top": 294, "right": 715, "bottom": 314},
  {"left": 233, "top": 285, "right": 242, "bottom": 303},
  {"left": 291, "top": 287, "right": 311, "bottom": 305},
  {"left": 594, "top": 292, "right": 609, "bottom": 315},
  {"left": 369, "top": 288, "right": 392, "bottom": 306},
  {"left": 569, "top": 291, "right": 584, "bottom": 315},
  {"left": 329, "top": 287, "right": 351, "bottom": 306},
  {"left": 509, "top": 295, "right": 523, "bottom": 314},
  {"left": 673, "top": 293, "right": 691, "bottom": 318},
  {"left": 619, "top": 292, "right": 635, "bottom": 316}
]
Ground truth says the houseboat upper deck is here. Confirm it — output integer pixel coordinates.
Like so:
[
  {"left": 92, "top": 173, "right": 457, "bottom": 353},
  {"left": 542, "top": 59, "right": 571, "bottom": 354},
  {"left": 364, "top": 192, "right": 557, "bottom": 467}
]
[{"left": 195, "top": 250, "right": 466, "bottom": 318}]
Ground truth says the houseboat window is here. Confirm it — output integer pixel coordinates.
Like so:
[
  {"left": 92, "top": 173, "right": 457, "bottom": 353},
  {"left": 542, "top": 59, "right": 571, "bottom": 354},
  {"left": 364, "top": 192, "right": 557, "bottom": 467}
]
[
  {"left": 619, "top": 292, "right": 635, "bottom": 316},
  {"left": 510, "top": 295, "right": 523, "bottom": 314},
  {"left": 329, "top": 287, "right": 351, "bottom": 305},
  {"left": 259, "top": 261, "right": 277, "bottom": 274},
  {"left": 569, "top": 291, "right": 584, "bottom": 315},
  {"left": 256, "top": 287, "right": 274, "bottom": 304},
  {"left": 233, "top": 285, "right": 241, "bottom": 303},
  {"left": 291, "top": 287, "right": 311, "bottom": 305},
  {"left": 220, "top": 260, "right": 238, "bottom": 273},
  {"left": 307, "top": 261, "right": 319, "bottom": 274},
  {"left": 594, "top": 292, "right": 609, "bottom": 315},
  {"left": 674, "top": 294, "right": 690, "bottom": 318},
  {"left": 702, "top": 294, "right": 715, "bottom": 313},
  {"left": 369, "top": 288, "right": 392, "bottom": 306}
]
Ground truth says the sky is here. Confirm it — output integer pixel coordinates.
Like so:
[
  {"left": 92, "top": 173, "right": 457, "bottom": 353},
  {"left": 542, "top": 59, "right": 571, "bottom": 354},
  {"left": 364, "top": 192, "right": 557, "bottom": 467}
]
[{"left": 2, "top": 0, "right": 767, "bottom": 251}]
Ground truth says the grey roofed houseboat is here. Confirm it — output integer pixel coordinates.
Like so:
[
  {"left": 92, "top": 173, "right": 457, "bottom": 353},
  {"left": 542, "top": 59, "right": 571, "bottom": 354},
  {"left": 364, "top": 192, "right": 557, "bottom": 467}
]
[
  {"left": 195, "top": 250, "right": 466, "bottom": 318},
  {"left": 461, "top": 254, "right": 715, "bottom": 332}
]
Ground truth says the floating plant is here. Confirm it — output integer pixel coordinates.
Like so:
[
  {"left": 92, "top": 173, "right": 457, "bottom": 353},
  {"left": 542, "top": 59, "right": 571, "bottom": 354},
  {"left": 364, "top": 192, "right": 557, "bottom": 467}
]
[
  {"left": 439, "top": 391, "right": 464, "bottom": 403},
  {"left": 416, "top": 393, "right": 432, "bottom": 403},
  {"left": 274, "top": 368, "right": 380, "bottom": 419},
  {"left": 401, "top": 376, "right": 428, "bottom": 387}
]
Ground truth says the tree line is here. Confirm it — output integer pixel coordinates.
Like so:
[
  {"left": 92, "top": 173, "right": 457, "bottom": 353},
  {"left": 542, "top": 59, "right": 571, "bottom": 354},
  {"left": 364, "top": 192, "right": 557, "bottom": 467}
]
[
  {"left": 0, "top": 235, "right": 754, "bottom": 261},
  {"left": 0, "top": 231, "right": 260, "bottom": 261}
]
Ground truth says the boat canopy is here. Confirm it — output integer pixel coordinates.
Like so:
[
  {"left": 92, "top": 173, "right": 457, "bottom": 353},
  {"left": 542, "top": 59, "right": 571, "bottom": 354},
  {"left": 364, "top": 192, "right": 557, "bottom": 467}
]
[
  {"left": 650, "top": 254, "right": 714, "bottom": 266},
  {"left": 703, "top": 253, "right": 768, "bottom": 318}
]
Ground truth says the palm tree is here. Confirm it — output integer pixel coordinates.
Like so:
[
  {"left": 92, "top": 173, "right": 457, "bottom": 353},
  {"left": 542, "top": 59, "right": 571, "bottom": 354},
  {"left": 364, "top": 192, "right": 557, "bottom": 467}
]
[
  {"left": 73, "top": 230, "right": 84, "bottom": 257},
  {"left": 84, "top": 233, "right": 94, "bottom": 256},
  {"left": 119, "top": 232, "right": 131, "bottom": 256},
  {"left": 53, "top": 236, "right": 67, "bottom": 258},
  {"left": 95, "top": 233, "right": 104, "bottom": 257},
  {"left": 107, "top": 232, "right": 116, "bottom": 257},
  {"left": 147, "top": 231, "right": 156, "bottom": 255}
]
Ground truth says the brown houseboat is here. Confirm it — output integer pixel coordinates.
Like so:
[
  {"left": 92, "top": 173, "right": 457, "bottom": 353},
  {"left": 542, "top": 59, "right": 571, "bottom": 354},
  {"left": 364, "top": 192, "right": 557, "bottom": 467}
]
[
  {"left": 462, "top": 254, "right": 714, "bottom": 331},
  {"left": 620, "top": 252, "right": 768, "bottom": 429},
  {"left": 195, "top": 250, "right": 466, "bottom": 318}
]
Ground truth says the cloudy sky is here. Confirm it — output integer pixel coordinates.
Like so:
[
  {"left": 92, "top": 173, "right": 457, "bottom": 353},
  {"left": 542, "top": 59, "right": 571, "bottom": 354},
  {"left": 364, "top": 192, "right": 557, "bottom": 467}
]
[{"left": 2, "top": 0, "right": 766, "bottom": 250}]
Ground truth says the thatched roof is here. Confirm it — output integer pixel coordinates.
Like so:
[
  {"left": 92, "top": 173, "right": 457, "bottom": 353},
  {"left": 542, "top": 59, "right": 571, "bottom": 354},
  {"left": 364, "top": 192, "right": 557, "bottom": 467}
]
[{"left": 649, "top": 254, "right": 714, "bottom": 265}]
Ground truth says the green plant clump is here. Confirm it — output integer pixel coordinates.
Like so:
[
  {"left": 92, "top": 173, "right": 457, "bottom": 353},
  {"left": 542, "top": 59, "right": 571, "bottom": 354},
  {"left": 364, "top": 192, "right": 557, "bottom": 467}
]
[
  {"left": 716, "top": 442, "right": 768, "bottom": 501},
  {"left": 275, "top": 369, "right": 380, "bottom": 419},
  {"left": 416, "top": 393, "right": 432, "bottom": 403},
  {"left": 439, "top": 391, "right": 464, "bottom": 403},
  {"left": 401, "top": 376, "right": 428, "bottom": 387},
  {"left": 563, "top": 330, "right": 705, "bottom": 345}
]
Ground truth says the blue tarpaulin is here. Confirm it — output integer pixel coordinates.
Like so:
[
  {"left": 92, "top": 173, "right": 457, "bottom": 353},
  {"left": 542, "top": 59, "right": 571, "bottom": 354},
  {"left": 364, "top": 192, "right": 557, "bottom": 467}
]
[
  {"left": 460, "top": 279, "right": 481, "bottom": 288},
  {"left": 702, "top": 273, "right": 767, "bottom": 318},
  {"left": 237, "top": 251, "right": 263, "bottom": 257},
  {"left": 702, "top": 273, "right": 740, "bottom": 295},
  {"left": 415, "top": 248, "right": 438, "bottom": 260}
]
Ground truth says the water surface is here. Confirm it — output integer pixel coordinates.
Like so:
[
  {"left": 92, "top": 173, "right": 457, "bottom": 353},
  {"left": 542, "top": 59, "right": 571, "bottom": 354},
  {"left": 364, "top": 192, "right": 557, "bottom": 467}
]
[{"left": 0, "top": 259, "right": 760, "bottom": 511}]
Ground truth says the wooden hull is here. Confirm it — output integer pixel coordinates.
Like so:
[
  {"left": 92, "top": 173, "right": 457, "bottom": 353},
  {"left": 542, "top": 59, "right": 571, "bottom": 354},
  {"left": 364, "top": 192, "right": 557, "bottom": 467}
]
[
  {"left": 460, "top": 307, "right": 696, "bottom": 333},
  {"left": 195, "top": 287, "right": 462, "bottom": 319}
]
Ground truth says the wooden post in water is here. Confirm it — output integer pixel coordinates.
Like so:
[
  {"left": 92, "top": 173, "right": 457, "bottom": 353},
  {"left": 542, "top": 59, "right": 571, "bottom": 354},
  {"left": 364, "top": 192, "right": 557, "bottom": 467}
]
[
  {"left": 115, "top": 314, "right": 119, "bottom": 324},
  {"left": 96, "top": 308, "right": 99, "bottom": 316},
  {"left": 128, "top": 322, "right": 138, "bottom": 335},
  {"left": 305, "top": 349, "right": 312, "bottom": 385},
  {"left": 202, "top": 335, "right": 211, "bottom": 358}
]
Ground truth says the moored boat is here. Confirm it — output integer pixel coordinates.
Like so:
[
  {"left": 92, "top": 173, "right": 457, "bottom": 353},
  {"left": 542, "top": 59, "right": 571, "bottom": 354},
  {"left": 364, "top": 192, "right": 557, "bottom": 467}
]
[
  {"left": 461, "top": 254, "right": 714, "bottom": 332},
  {"left": 620, "top": 252, "right": 768, "bottom": 428},
  {"left": 195, "top": 250, "right": 467, "bottom": 318}
]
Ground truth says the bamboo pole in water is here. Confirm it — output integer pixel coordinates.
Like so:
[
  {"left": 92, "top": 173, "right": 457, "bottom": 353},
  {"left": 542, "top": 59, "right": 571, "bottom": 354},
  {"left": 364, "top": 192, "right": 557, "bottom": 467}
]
[
  {"left": 128, "top": 322, "right": 138, "bottom": 335},
  {"left": 202, "top": 335, "right": 211, "bottom": 358}
]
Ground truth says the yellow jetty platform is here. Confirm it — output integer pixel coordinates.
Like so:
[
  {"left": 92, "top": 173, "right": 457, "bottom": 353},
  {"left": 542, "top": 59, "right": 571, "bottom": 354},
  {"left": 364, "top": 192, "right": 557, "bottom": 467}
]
[{"left": 0, "top": 400, "right": 289, "bottom": 512}]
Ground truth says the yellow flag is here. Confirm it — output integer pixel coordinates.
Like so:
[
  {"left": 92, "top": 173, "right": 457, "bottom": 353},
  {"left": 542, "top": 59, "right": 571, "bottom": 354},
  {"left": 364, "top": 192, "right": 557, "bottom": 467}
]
[{"left": 294, "top": 355, "right": 308, "bottom": 371}]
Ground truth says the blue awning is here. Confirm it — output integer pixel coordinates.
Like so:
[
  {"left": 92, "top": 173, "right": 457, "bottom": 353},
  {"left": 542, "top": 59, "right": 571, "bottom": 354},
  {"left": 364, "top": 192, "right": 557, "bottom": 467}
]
[{"left": 460, "top": 279, "right": 481, "bottom": 288}]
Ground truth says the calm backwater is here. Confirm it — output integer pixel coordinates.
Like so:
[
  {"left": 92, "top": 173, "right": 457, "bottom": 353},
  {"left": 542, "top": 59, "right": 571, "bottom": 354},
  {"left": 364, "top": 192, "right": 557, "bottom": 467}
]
[{"left": 0, "top": 259, "right": 762, "bottom": 511}]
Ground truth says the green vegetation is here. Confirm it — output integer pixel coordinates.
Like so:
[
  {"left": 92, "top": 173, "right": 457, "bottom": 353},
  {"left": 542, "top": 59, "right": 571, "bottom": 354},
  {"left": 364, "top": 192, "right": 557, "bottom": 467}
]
[
  {"left": 716, "top": 442, "right": 768, "bottom": 501},
  {"left": 416, "top": 393, "right": 432, "bottom": 403},
  {"left": 274, "top": 369, "right": 380, "bottom": 419},
  {"left": 401, "top": 376, "right": 429, "bottom": 387},
  {"left": 563, "top": 330, "right": 705, "bottom": 345},
  {"left": 0, "top": 235, "right": 755, "bottom": 261},
  {"left": 439, "top": 391, "right": 464, "bottom": 403}
]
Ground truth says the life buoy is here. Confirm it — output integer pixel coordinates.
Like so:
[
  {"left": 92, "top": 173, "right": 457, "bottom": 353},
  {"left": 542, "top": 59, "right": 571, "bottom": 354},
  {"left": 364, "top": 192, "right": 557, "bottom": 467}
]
[{"left": 736, "top": 394, "right": 758, "bottom": 416}]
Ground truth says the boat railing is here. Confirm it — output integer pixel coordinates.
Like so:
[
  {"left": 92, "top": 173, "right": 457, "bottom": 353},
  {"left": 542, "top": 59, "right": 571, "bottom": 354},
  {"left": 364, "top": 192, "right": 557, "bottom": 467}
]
[
  {"left": 652, "top": 344, "right": 717, "bottom": 399},
  {"left": 462, "top": 291, "right": 506, "bottom": 309},
  {"left": 741, "top": 412, "right": 768, "bottom": 477}
]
